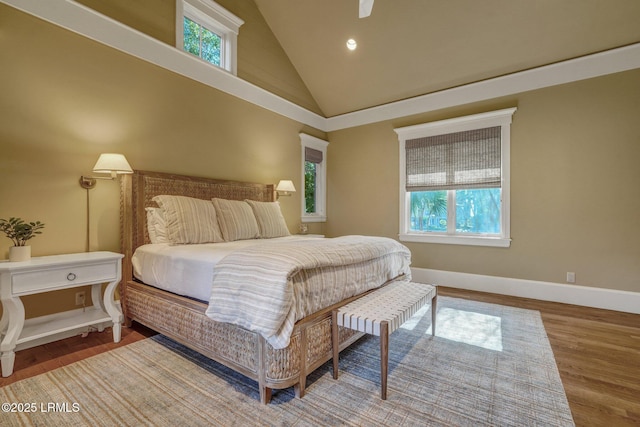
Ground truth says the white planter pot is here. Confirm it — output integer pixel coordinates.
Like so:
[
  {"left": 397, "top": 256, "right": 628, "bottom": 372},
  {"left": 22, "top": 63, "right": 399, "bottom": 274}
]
[{"left": 9, "top": 246, "right": 31, "bottom": 262}]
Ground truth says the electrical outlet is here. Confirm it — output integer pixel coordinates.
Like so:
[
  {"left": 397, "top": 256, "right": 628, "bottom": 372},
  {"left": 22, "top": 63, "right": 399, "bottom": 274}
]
[
  {"left": 75, "top": 291, "right": 86, "bottom": 306},
  {"left": 566, "top": 272, "right": 576, "bottom": 283}
]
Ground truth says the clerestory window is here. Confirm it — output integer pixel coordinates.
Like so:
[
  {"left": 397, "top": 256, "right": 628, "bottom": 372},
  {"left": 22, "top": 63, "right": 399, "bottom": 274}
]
[{"left": 176, "top": 0, "right": 243, "bottom": 75}]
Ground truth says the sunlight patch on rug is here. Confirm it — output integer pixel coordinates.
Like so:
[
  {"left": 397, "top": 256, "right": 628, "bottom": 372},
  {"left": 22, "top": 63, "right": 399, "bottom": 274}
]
[
  {"left": 436, "top": 307, "right": 503, "bottom": 351},
  {"left": 400, "top": 304, "right": 502, "bottom": 351}
]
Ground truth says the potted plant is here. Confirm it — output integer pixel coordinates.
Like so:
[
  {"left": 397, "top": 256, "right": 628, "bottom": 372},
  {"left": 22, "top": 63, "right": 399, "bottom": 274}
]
[{"left": 0, "top": 217, "right": 45, "bottom": 262}]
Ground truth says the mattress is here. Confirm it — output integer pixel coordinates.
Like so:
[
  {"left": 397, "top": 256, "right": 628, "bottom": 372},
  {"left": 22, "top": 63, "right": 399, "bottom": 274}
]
[{"left": 132, "top": 235, "right": 319, "bottom": 302}]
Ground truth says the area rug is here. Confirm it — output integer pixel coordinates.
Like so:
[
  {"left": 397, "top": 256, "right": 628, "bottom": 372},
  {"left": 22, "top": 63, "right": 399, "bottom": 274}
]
[{"left": 0, "top": 297, "right": 574, "bottom": 426}]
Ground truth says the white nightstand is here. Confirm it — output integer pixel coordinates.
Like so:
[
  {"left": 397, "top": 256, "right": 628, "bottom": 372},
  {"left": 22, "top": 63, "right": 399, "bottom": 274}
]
[{"left": 0, "top": 251, "right": 123, "bottom": 377}]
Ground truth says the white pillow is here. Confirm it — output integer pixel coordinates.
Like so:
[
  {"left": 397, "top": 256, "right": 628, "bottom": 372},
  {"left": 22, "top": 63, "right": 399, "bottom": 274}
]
[
  {"left": 152, "top": 195, "right": 223, "bottom": 244},
  {"left": 212, "top": 198, "right": 260, "bottom": 241},
  {"left": 145, "top": 207, "right": 168, "bottom": 244},
  {"left": 245, "top": 200, "right": 290, "bottom": 238}
]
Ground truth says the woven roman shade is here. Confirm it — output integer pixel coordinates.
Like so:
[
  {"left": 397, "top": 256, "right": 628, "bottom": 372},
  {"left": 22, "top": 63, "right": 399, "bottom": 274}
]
[
  {"left": 305, "top": 147, "right": 323, "bottom": 164},
  {"left": 405, "top": 126, "right": 501, "bottom": 191}
]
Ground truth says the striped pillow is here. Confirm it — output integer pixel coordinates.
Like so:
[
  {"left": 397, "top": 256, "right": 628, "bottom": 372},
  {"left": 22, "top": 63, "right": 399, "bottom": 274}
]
[
  {"left": 246, "top": 200, "right": 290, "bottom": 238},
  {"left": 212, "top": 198, "right": 260, "bottom": 241},
  {"left": 152, "top": 195, "right": 223, "bottom": 244}
]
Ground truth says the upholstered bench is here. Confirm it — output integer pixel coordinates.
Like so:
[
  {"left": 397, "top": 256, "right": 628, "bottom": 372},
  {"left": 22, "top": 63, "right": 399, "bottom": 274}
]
[{"left": 331, "top": 280, "right": 437, "bottom": 399}]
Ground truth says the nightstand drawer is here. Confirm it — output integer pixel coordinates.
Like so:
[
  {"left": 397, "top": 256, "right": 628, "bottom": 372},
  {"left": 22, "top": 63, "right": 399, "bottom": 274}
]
[{"left": 11, "top": 262, "right": 118, "bottom": 296}]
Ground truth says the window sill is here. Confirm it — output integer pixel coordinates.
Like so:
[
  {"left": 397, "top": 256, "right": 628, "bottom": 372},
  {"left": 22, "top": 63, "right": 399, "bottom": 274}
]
[
  {"left": 399, "top": 233, "right": 511, "bottom": 248},
  {"left": 301, "top": 215, "right": 326, "bottom": 223}
]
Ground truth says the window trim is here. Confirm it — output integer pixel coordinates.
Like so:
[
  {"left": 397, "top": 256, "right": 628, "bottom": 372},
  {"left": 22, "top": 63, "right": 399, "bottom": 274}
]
[
  {"left": 396, "top": 108, "right": 517, "bottom": 247},
  {"left": 176, "top": 0, "right": 243, "bottom": 75},
  {"left": 300, "top": 133, "right": 329, "bottom": 223}
]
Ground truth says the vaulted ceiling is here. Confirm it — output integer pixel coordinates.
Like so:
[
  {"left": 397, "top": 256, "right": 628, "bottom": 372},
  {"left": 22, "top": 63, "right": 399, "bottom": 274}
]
[{"left": 254, "top": 0, "right": 640, "bottom": 118}]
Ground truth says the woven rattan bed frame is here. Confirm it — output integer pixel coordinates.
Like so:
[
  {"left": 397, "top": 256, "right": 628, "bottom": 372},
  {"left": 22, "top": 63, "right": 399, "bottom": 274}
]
[{"left": 119, "top": 170, "right": 368, "bottom": 404}]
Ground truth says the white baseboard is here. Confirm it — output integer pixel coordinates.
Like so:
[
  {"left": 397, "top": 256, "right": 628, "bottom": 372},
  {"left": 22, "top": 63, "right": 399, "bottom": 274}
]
[{"left": 411, "top": 268, "right": 640, "bottom": 315}]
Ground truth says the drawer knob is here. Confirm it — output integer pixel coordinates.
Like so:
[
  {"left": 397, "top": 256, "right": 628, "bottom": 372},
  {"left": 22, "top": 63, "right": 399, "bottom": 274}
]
[{"left": 67, "top": 273, "right": 77, "bottom": 281}]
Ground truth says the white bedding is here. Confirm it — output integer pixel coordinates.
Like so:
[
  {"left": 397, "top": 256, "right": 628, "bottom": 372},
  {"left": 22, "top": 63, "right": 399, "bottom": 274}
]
[
  {"left": 205, "top": 235, "right": 412, "bottom": 349},
  {"left": 132, "top": 235, "right": 318, "bottom": 302}
]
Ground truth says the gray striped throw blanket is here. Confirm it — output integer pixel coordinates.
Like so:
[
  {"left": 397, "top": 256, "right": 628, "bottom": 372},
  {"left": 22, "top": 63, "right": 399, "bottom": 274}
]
[{"left": 205, "top": 235, "right": 411, "bottom": 349}]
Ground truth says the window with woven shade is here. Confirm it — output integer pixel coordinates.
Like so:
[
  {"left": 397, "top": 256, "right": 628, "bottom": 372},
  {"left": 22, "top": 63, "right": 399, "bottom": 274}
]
[
  {"left": 300, "top": 133, "right": 328, "bottom": 222},
  {"left": 396, "top": 108, "right": 516, "bottom": 247}
]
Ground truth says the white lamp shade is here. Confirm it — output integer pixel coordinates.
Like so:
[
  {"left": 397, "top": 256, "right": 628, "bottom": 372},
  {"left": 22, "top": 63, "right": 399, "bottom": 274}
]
[
  {"left": 276, "top": 180, "right": 296, "bottom": 193},
  {"left": 92, "top": 153, "right": 133, "bottom": 175}
]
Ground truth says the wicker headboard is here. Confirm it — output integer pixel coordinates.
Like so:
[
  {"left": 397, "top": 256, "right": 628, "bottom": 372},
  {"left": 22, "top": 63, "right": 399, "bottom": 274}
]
[{"left": 120, "top": 170, "right": 275, "bottom": 284}]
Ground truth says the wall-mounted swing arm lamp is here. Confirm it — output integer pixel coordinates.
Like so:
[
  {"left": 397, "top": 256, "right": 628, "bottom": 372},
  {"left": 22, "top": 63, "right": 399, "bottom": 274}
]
[
  {"left": 275, "top": 180, "right": 296, "bottom": 200},
  {"left": 79, "top": 153, "right": 133, "bottom": 189},
  {"left": 79, "top": 153, "right": 133, "bottom": 252}
]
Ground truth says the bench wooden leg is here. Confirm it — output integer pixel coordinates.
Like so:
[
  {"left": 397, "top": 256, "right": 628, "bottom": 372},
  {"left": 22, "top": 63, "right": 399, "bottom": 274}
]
[
  {"left": 431, "top": 291, "right": 438, "bottom": 336},
  {"left": 294, "top": 382, "right": 305, "bottom": 398},
  {"left": 380, "top": 320, "right": 389, "bottom": 400},
  {"left": 332, "top": 309, "right": 339, "bottom": 379}
]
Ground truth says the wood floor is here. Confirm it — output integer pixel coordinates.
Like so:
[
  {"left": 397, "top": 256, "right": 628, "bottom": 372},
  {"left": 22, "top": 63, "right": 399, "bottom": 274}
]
[{"left": 1, "top": 287, "right": 639, "bottom": 426}]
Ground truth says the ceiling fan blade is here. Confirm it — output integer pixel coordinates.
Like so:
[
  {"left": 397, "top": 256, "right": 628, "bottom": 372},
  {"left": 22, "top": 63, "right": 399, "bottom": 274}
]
[{"left": 359, "top": 0, "right": 374, "bottom": 18}]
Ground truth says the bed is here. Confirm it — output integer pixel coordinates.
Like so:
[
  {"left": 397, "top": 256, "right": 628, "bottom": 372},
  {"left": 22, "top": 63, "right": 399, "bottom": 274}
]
[{"left": 120, "top": 170, "right": 411, "bottom": 404}]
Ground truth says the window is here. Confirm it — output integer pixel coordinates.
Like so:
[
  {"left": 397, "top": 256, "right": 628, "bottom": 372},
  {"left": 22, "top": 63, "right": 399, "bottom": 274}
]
[
  {"left": 183, "top": 16, "right": 222, "bottom": 67},
  {"left": 300, "top": 133, "right": 328, "bottom": 223},
  {"left": 396, "top": 108, "right": 516, "bottom": 247},
  {"left": 176, "top": 0, "right": 243, "bottom": 74}
]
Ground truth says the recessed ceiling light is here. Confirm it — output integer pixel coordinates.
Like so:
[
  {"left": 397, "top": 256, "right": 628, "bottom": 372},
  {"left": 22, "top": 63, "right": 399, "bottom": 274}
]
[{"left": 346, "top": 39, "right": 357, "bottom": 51}]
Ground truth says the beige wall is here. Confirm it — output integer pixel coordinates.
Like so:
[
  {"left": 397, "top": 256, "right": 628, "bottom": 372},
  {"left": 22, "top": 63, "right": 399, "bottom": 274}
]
[
  {"left": 0, "top": 4, "right": 324, "bottom": 317},
  {"left": 76, "top": 0, "right": 176, "bottom": 45},
  {"left": 327, "top": 69, "right": 640, "bottom": 293},
  {"left": 76, "top": 0, "right": 322, "bottom": 114}
]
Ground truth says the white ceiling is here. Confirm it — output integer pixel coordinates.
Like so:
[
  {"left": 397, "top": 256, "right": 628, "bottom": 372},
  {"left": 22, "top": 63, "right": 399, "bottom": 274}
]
[{"left": 254, "top": 0, "right": 640, "bottom": 117}]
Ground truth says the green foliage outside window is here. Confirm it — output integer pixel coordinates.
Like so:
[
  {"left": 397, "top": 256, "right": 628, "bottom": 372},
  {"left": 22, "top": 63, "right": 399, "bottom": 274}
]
[
  {"left": 455, "top": 188, "right": 501, "bottom": 234},
  {"left": 305, "top": 161, "right": 316, "bottom": 214},
  {"left": 410, "top": 188, "right": 501, "bottom": 234},
  {"left": 183, "top": 17, "right": 221, "bottom": 67},
  {"left": 410, "top": 191, "right": 447, "bottom": 232}
]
